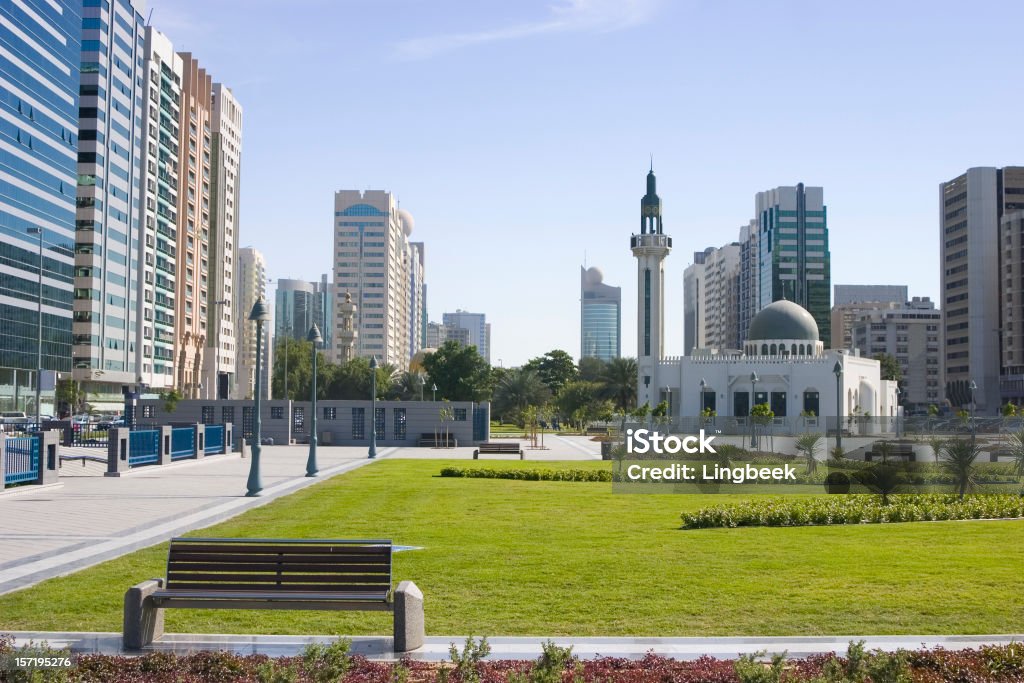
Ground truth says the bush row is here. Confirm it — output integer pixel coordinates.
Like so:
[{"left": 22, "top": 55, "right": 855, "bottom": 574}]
[
  {"left": 2, "top": 636, "right": 1023, "bottom": 682},
  {"left": 680, "top": 493, "right": 1024, "bottom": 529},
  {"left": 439, "top": 467, "right": 612, "bottom": 482}
]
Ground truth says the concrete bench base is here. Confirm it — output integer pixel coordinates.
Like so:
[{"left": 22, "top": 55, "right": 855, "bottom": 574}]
[{"left": 123, "top": 579, "right": 425, "bottom": 652}]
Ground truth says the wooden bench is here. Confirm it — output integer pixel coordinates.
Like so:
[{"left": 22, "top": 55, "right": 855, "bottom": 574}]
[
  {"left": 473, "top": 442, "right": 524, "bottom": 459},
  {"left": 124, "top": 538, "right": 424, "bottom": 652},
  {"left": 418, "top": 432, "right": 457, "bottom": 448}
]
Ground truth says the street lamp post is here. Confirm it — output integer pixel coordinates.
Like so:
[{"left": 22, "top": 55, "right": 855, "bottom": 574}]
[
  {"left": 432, "top": 383, "right": 437, "bottom": 402},
  {"left": 418, "top": 374, "right": 425, "bottom": 401},
  {"left": 969, "top": 379, "right": 977, "bottom": 446},
  {"left": 750, "top": 371, "right": 759, "bottom": 449},
  {"left": 833, "top": 361, "right": 843, "bottom": 453},
  {"left": 895, "top": 386, "right": 902, "bottom": 438},
  {"left": 246, "top": 298, "right": 270, "bottom": 496},
  {"left": 306, "top": 324, "right": 322, "bottom": 476},
  {"left": 27, "top": 228, "right": 43, "bottom": 428},
  {"left": 699, "top": 378, "right": 707, "bottom": 418},
  {"left": 369, "top": 356, "right": 378, "bottom": 459}
]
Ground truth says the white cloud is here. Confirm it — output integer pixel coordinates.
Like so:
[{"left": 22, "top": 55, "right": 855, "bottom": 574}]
[{"left": 394, "top": 0, "right": 661, "bottom": 60}]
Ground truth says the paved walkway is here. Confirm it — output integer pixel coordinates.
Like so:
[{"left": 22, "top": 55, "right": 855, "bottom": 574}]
[
  {"left": 5, "top": 632, "right": 1022, "bottom": 661},
  {"left": 0, "top": 436, "right": 600, "bottom": 596}
]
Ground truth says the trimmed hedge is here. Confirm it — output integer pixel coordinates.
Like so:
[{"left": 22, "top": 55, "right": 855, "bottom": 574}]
[
  {"left": 681, "top": 493, "right": 1024, "bottom": 529},
  {"left": 440, "top": 467, "right": 612, "bottom": 482}
]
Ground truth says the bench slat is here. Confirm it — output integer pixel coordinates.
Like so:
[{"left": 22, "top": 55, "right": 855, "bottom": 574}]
[
  {"left": 162, "top": 582, "right": 391, "bottom": 592},
  {"left": 154, "top": 589, "right": 389, "bottom": 600},
  {"left": 168, "top": 554, "right": 390, "bottom": 565},
  {"left": 168, "top": 544, "right": 390, "bottom": 555},
  {"left": 168, "top": 572, "right": 390, "bottom": 584},
  {"left": 168, "top": 562, "right": 390, "bottom": 573}
]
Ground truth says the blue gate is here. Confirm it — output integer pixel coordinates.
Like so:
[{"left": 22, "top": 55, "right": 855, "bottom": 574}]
[
  {"left": 473, "top": 405, "right": 489, "bottom": 442},
  {"left": 170, "top": 427, "right": 195, "bottom": 460},
  {"left": 129, "top": 430, "right": 160, "bottom": 466},
  {"left": 205, "top": 425, "right": 224, "bottom": 455},
  {"left": 4, "top": 435, "right": 40, "bottom": 485}
]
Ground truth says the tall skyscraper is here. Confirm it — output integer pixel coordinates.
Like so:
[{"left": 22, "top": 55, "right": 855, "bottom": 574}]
[
  {"left": 172, "top": 53, "right": 212, "bottom": 398},
  {"left": 755, "top": 184, "right": 831, "bottom": 347},
  {"left": 275, "top": 278, "right": 328, "bottom": 343},
  {"left": 136, "top": 27, "right": 180, "bottom": 393},
  {"left": 580, "top": 266, "right": 621, "bottom": 361},
  {"left": 236, "top": 247, "right": 268, "bottom": 399},
  {"left": 442, "top": 311, "right": 490, "bottom": 363},
  {"left": 203, "top": 83, "right": 242, "bottom": 400},
  {"left": 940, "top": 167, "right": 1024, "bottom": 413},
  {"left": 73, "top": 0, "right": 146, "bottom": 409},
  {"left": 409, "top": 241, "right": 426, "bottom": 356},
  {"left": 1002, "top": 207, "right": 1024, "bottom": 405},
  {"left": 632, "top": 167, "right": 672, "bottom": 408},
  {"left": 683, "top": 251, "right": 708, "bottom": 355},
  {"left": 0, "top": 0, "right": 80, "bottom": 413},
  {"left": 737, "top": 219, "right": 758, "bottom": 347},
  {"left": 332, "top": 190, "right": 416, "bottom": 368}
]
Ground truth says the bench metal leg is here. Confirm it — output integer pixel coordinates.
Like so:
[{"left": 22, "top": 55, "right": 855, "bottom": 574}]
[
  {"left": 393, "top": 580, "right": 424, "bottom": 652},
  {"left": 124, "top": 579, "right": 165, "bottom": 649}
]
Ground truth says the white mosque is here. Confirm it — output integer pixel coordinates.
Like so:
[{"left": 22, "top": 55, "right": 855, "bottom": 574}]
[{"left": 632, "top": 169, "right": 898, "bottom": 430}]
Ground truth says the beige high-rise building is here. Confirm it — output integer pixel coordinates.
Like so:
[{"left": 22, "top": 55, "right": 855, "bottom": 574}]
[
  {"left": 202, "top": 84, "right": 243, "bottom": 399},
  {"left": 332, "top": 190, "right": 416, "bottom": 368},
  {"left": 237, "top": 247, "right": 269, "bottom": 399},
  {"left": 940, "top": 167, "right": 1024, "bottom": 413},
  {"left": 173, "top": 53, "right": 212, "bottom": 398}
]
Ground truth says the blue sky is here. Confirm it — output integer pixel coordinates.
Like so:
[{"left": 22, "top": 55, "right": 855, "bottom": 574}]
[{"left": 151, "top": 0, "right": 1024, "bottom": 366}]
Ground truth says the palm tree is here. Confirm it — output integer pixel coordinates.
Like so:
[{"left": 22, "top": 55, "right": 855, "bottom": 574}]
[
  {"left": 391, "top": 371, "right": 426, "bottom": 401},
  {"left": 1005, "top": 429, "right": 1024, "bottom": 482},
  {"left": 492, "top": 368, "right": 550, "bottom": 425},
  {"left": 795, "top": 432, "right": 822, "bottom": 475},
  {"left": 602, "top": 357, "right": 637, "bottom": 412},
  {"left": 926, "top": 435, "right": 946, "bottom": 464},
  {"left": 940, "top": 437, "right": 982, "bottom": 498}
]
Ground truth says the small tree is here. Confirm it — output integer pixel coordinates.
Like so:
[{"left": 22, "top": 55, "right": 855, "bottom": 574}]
[
  {"left": 795, "top": 432, "right": 822, "bottom": 474},
  {"left": 926, "top": 435, "right": 946, "bottom": 464},
  {"left": 1002, "top": 402, "right": 1018, "bottom": 417},
  {"left": 1006, "top": 429, "right": 1024, "bottom": 482},
  {"left": 940, "top": 437, "right": 981, "bottom": 498},
  {"left": 439, "top": 401, "right": 454, "bottom": 448},
  {"left": 751, "top": 402, "right": 774, "bottom": 453},
  {"left": 160, "top": 389, "right": 181, "bottom": 414}
]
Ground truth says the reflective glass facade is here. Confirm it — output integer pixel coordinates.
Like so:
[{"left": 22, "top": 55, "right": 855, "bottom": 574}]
[
  {"left": 0, "top": 0, "right": 81, "bottom": 409},
  {"left": 580, "top": 266, "right": 621, "bottom": 361}
]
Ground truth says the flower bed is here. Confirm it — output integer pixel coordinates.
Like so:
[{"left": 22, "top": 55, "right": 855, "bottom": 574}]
[
  {"left": 680, "top": 494, "right": 1024, "bottom": 529},
  {"left": 2, "top": 636, "right": 1023, "bottom": 682}
]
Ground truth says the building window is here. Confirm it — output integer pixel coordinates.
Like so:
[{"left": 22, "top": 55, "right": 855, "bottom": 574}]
[
  {"left": 324, "top": 407, "right": 337, "bottom": 420},
  {"left": 142, "top": 405, "right": 155, "bottom": 418},
  {"left": 352, "top": 408, "right": 365, "bottom": 439},
  {"left": 201, "top": 406, "right": 215, "bottom": 424},
  {"left": 222, "top": 406, "right": 235, "bottom": 424},
  {"left": 453, "top": 408, "right": 467, "bottom": 421},
  {"left": 271, "top": 406, "right": 284, "bottom": 419},
  {"left": 375, "top": 407, "right": 386, "bottom": 439},
  {"left": 394, "top": 408, "right": 407, "bottom": 440}
]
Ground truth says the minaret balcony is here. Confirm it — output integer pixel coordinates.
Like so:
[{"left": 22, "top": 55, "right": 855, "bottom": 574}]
[{"left": 631, "top": 234, "right": 672, "bottom": 250}]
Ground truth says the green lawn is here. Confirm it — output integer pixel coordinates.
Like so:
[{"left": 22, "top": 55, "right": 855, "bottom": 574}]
[{"left": 1, "top": 459, "right": 1021, "bottom": 636}]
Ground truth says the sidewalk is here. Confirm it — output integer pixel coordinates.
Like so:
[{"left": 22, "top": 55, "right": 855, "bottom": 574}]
[
  {"left": 0, "top": 445, "right": 388, "bottom": 596},
  {"left": 0, "top": 436, "right": 601, "bottom": 596}
]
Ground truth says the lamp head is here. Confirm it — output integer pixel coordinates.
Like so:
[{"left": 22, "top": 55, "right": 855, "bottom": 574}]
[
  {"left": 833, "top": 361, "right": 842, "bottom": 378},
  {"left": 307, "top": 323, "right": 323, "bottom": 345},
  {"left": 248, "top": 297, "right": 270, "bottom": 322},
  {"left": 969, "top": 379, "right": 977, "bottom": 391},
  {"left": 750, "top": 372, "right": 759, "bottom": 383},
  {"left": 369, "top": 355, "right": 378, "bottom": 370},
  {"left": 699, "top": 378, "right": 706, "bottom": 389}
]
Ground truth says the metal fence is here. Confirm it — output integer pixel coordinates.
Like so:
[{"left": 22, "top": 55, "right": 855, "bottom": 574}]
[
  {"left": 4, "top": 435, "right": 39, "bottom": 485},
  {"left": 170, "top": 427, "right": 195, "bottom": 461},
  {"left": 128, "top": 430, "right": 160, "bottom": 467},
  {"left": 204, "top": 425, "right": 224, "bottom": 455}
]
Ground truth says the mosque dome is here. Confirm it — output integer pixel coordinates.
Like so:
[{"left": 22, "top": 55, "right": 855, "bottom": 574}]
[
  {"left": 748, "top": 299, "right": 819, "bottom": 341},
  {"left": 399, "top": 209, "right": 414, "bottom": 237}
]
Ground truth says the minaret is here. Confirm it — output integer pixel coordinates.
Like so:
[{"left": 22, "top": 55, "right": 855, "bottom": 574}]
[
  {"left": 631, "top": 164, "right": 672, "bottom": 408},
  {"left": 338, "top": 292, "right": 358, "bottom": 363}
]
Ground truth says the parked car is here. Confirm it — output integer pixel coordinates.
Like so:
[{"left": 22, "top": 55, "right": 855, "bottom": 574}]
[
  {"left": 1, "top": 411, "right": 29, "bottom": 426},
  {"left": 71, "top": 415, "right": 93, "bottom": 432}
]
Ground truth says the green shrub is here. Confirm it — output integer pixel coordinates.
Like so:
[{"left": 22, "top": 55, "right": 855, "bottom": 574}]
[
  {"left": 440, "top": 467, "right": 612, "bottom": 482},
  {"left": 681, "top": 494, "right": 1024, "bottom": 529}
]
